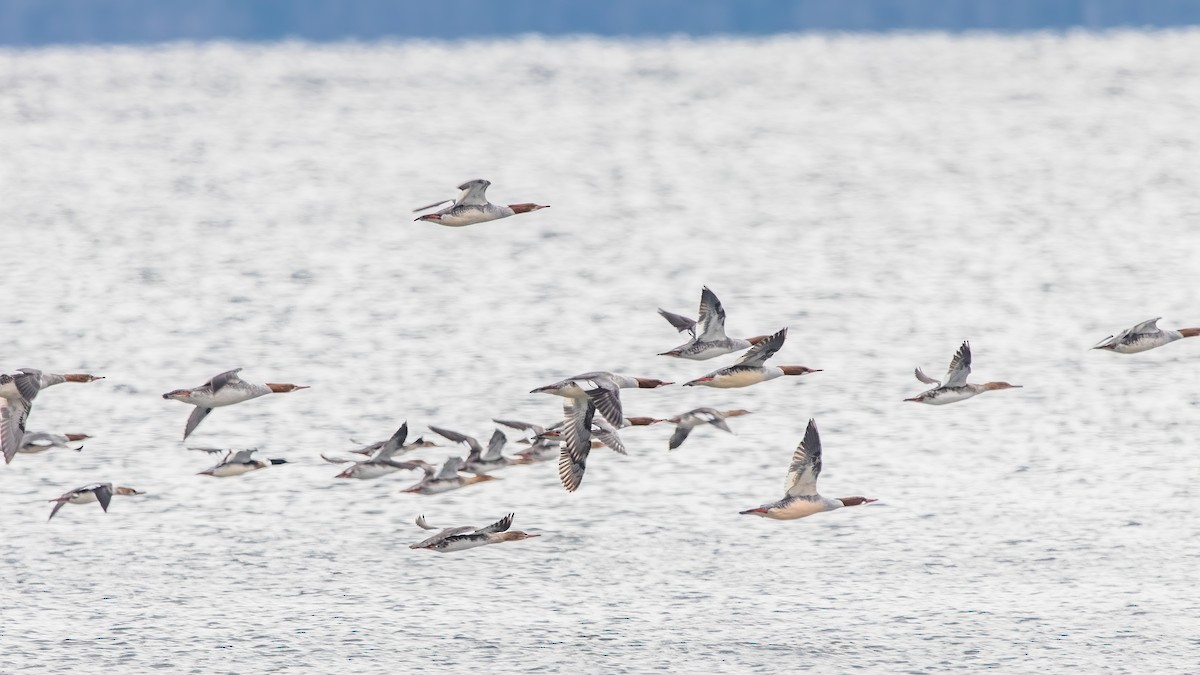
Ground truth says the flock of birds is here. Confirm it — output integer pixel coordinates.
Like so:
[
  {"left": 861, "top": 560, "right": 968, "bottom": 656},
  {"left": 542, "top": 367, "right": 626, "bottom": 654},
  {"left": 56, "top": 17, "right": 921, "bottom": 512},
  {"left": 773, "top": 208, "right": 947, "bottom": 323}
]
[{"left": 5, "top": 179, "right": 1199, "bottom": 551}]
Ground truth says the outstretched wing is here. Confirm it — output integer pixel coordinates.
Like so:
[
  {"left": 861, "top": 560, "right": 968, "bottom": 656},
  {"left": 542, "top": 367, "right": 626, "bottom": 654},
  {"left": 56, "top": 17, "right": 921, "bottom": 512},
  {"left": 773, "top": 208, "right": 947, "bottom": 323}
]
[
  {"left": 784, "top": 419, "right": 823, "bottom": 498},
  {"left": 11, "top": 370, "right": 42, "bottom": 401},
  {"left": 429, "top": 426, "right": 483, "bottom": 456},
  {"left": 914, "top": 367, "right": 941, "bottom": 386},
  {"left": 412, "top": 198, "right": 453, "bottom": 213},
  {"left": 493, "top": 419, "right": 546, "bottom": 436},
  {"left": 1, "top": 396, "right": 32, "bottom": 464},
  {"left": 435, "top": 456, "right": 463, "bottom": 480},
  {"left": 591, "top": 415, "right": 627, "bottom": 455},
  {"left": 558, "top": 399, "right": 595, "bottom": 492},
  {"left": 584, "top": 383, "right": 624, "bottom": 429},
  {"left": 736, "top": 327, "right": 788, "bottom": 366},
  {"left": 474, "top": 513, "right": 514, "bottom": 535},
  {"left": 695, "top": 287, "right": 730, "bottom": 341},
  {"left": 455, "top": 179, "right": 491, "bottom": 206},
  {"left": 94, "top": 484, "right": 114, "bottom": 512},
  {"left": 183, "top": 407, "right": 214, "bottom": 440},
  {"left": 372, "top": 422, "right": 408, "bottom": 462},
  {"left": 941, "top": 342, "right": 972, "bottom": 388},
  {"left": 206, "top": 369, "right": 243, "bottom": 392},
  {"left": 668, "top": 425, "right": 692, "bottom": 450},
  {"left": 482, "top": 429, "right": 507, "bottom": 461},
  {"left": 415, "top": 515, "right": 438, "bottom": 530},
  {"left": 410, "top": 526, "right": 474, "bottom": 549},
  {"left": 657, "top": 308, "right": 697, "bottom": 336}
]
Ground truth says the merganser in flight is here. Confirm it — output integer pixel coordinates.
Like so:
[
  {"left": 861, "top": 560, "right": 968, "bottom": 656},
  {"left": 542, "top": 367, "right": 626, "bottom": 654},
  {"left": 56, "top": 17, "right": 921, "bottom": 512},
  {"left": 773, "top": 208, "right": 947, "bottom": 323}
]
[
  {"left": 410, "top": 513, "right": 539, "bottom": 553},
  {"left": 906, "top": 341, "right": 1021, "bottom": 405},
  {"left": 557, "top": 399, "right": 646, "bottom": 492},
  {"left": 740, "top": 419, "right": 875, "bottom": 520},
  {"left": 1091, "top": 317, "right": 1200, "bottom": 354},
  {"left": 666, "top": 408, "right": 751, "bottom": 450},
  {"left": 1, "top": 369, "right": 102, "bottom": 464},
  {"left": 429, "top": 426, "right": 529, "bottom": 474},
  {"left": 658, "top": 287, "right": 769, "bottom": 360},
  {"left": 47, "top": 483, "right": 145, "bottom": 521},
  {"left": 400, "top": 456, "right": 498, "bottom": 495},
  {"left": 162, "top": 368, "right": 309, "bottom": 440},
  {"left": 493, "top": 419, "right": 557, "bottom": 460},
  {"left": 682, "top": 328, "right": 820, "bottom": 388},
  {"left": 531, "top": 372, "right": 671, "bottom": 428},
  {"left": 19, "top": 431, "right": 90, "bottom": 454},
  {"left": 332, "top": 423, "right": 429, "bottom": 479},
  {"left": 413, "top": 179, "right": 548, "bottom": 227},
  {"left": 198, "top": 449, "right": 289, "bottom": 477}
]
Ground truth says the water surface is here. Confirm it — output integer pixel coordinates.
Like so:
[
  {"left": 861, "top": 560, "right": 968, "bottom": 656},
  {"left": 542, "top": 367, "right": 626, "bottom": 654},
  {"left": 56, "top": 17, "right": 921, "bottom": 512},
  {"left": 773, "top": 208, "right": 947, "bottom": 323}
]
[{"left": 2, "top": 32, "right": 1199, "bottom": 672}]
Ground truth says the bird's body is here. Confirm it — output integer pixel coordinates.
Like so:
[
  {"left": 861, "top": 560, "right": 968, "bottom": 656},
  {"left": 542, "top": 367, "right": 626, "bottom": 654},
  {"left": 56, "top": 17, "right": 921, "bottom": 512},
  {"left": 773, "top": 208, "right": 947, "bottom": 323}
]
[
  {"left": 1092, "top": 317, "right": 1200, "bottom": 354},
  {"left": 47, "top": 483, "right": 144, "bottom": 521},
  {"left": 162, "top": 369, "right": 308, "bottom": 440},
  {"left": 667, "top": 408, "right": 751, "bottom": 450},
  {"left": 683, "top": 328, "right": 820, "bottom": 389},
  {"left": 409, "top": 513, "right": 539, "bottom": 553},
  {"left": 198, "top": 449, "right": 289, "bottom": 477},
  {"left": 400, "top": 456, "right": 497, "bottom": 495},
  {"left": 19, "top": 431, "right": 90, "bottom": 454},
  {"left": 429, "top": 426, "right": 528, "bottom": 474},
  {"left": 906, "top": 342, "right": 1021, "bottom": 405},
  {"left": 1, "top": 369, "right": 102, "bottom": 464},
  {"left": 413, "top": 179, "right": 548, "bottom": 227},
  {"left": 739, "top": 419, "right": 875, "bottom": 520},
  {"left": 532, "top": 371, "right": 671, "bottom": 428},
  {"left": 332, "top": 423, "right": 428, "bottom": 479},
  {"left": 658, "top": 287, "right": 767, "bottom": 361}
]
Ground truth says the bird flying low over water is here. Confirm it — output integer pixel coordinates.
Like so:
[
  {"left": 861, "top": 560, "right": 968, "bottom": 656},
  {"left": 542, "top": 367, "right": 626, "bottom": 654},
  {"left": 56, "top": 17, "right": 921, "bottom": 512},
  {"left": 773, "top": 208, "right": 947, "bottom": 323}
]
[
  {"left": 1091, "top": 317, "right": 1200, "bottom": 354},
  {"left": 409, "top": 513, "right": 539, "bottom": 553},
  {"left": 19, "top": 431, "right": 90, "bottom": 455},
  {"left": 658, "top": 287, "right": 770, "bottom": 361},
  {"left": 162, "top": 368, "right": 308, "bottom": 440},
  {"left": 198, "top": 449, "right": 289, "bottom": 477},
  {"left": 429, "top": 426, "right": 530, "bottom": 474},
  {"left": 740, "top": 419, "right": 875, "bottom": 520},
  {"left": 665, "top": 408, "right": 751, "bottom": 450},
  {"left": 413, "top": 179, "right": 549, "bottom": 227},
  {"left": 531, "top": 371, "right": 672, "bottom": 429},
  {"left": 400, "top": 457, "right": 498, "bottom": 495},
  {"left": 47, "top": 483, "right": 144, "bottom": 521},
  {"left": 683, "top": 328, "right": 820, "bottom": 388},
  {"left": 1, "top": 368, "right": 103, "bottom": 464},
  {"left": 905, "top": 342, "right": 1020, "bottom": 405}
]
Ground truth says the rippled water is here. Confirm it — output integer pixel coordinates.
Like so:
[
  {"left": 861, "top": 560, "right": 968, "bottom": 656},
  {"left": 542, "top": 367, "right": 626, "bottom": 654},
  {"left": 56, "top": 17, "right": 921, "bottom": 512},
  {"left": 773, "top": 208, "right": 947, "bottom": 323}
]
[{"left": 3, "top": 32, "right": 1200, "bottom": 671}]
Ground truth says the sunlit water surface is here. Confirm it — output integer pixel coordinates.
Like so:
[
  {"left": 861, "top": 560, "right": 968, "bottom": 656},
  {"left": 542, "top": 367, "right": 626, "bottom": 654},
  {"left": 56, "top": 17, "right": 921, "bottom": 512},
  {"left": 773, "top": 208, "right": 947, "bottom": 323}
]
[{"left": 2, "top": 32, "right": 1199, "bottom": 672}]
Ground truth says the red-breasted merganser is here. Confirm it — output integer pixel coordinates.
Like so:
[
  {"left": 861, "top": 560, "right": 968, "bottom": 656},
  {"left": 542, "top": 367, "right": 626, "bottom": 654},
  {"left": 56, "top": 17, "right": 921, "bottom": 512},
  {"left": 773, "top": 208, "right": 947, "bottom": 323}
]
[
  {"left": 409, "top": 513, "right": 539, "bottom": 553},
  {"left": 162, "top": 368, "right": 309, "bottom": 440},
  {"left": 400, "top": 456, "right": 498, "bottom": 495},
  {"left": 332, "top": 423, "right": 429, "bottom": 479},
  {"left": 666, "top": 408, "right": 751, "bottom": 450},
  {"left": 19, "top": 431, "right": 90, "bottom": 454},
  {"left": 658, "top": 287, "right": 769, "bottom": 361},
  {"left": 905, "top": 341, "right": 1021, "bottom": 405},
  {"left": 531, "top": 371, "right": 671, "bottom": 428},
  {"left": 48, "top": 483, "right": 145, "bottom": 521},
  {"left": 1, "top": 369, "right": 102, "bottom": 464},
  {"left": 413, "top": 179, "right": 548, "bottom": 227},
  {"left": 556, "top": 399, "right": 647, "bottom": 492},
  {"left": 429, "top": 426, "right": 530, "bottom": 474},
  {"left": 198, "top": 449, "right": 289, "bottom": 477},
  {"left": 1092, "top": 317, "right": 1200, "bottom": 354},
  {"left": 682, "top": 328, "right": 820, "bottom": 388},
  {"left": 740, "top": 419, "right": 875, "bottom": 520}
]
